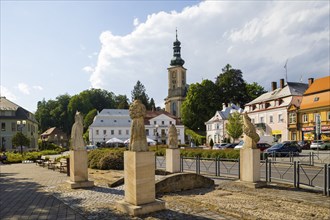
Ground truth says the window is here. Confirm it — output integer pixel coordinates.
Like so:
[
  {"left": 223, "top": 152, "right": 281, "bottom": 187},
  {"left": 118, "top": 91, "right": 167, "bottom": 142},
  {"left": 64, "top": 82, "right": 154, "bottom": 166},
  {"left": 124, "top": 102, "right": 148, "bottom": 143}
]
[
  {"left": 216, "top": 124, "right": 219, "bottom": 129},
  {"left": 111, "top": 130, "right": 114, "bottom": 135},
  {"left": 146, "top": 129, "right": 149, "bottom": 136},
  {"left": 154, "top": 121, "right": 156, "bottom": 125},
  {"left": 269, "top": 115, "right": 273, "bottom": 123},
  {"left": 251, "top": 118, "right": 255, "bottom": 124},
  {"left": 118, "top": 130, "right": 122, "bottom": 135},
  {"left": 260, "top": 117, "right": 264, "bottom": 123},
  {"left": 162, "top": 121, "right": 164, "bottom": 125},
  {"left": 289, "top": 113, "right": 296, "bottom": 124},
  {"left": 96, "top": 130, "right": 99, "bottom": 135},
  {"left": 327, "top": 112, "right": 330, "bottom": 121},
  {"left": 126, "top": 130, "right": 129, "bottom": 135},
  {"left": 278, "top": 114, "right": 283, "bottom": 123},
  {"left": 170, "top": 121, "right": 172, "bottom": 125},
  {"left": 314, "top": 97, "right": 319, "bottom": 102},
  {"left": 314, "top": 113, "right": 321, "bottom": 123},
  {"left": 291, "top": 132, "right": 297, "bottom": 141},
  {"left": 114, "top": 120, "right": 117, "bottom": 122},
  {"left": 100, "top": 120, "right": 104, "bottom": 122},
  {"left": 1, "top": 123, "right": 5, "bottom": 131},
  {"left": 103, "top": 130, "right": 106, "bottom": 135},
  {"left": 177, "top": 129, "right": 180, "bottom": 135},
  {"left": 302, "top": 114, "right": 308, "bottom": 123},
  {"left": 11, "top": 122, "right": 16, "bottom": 132}
]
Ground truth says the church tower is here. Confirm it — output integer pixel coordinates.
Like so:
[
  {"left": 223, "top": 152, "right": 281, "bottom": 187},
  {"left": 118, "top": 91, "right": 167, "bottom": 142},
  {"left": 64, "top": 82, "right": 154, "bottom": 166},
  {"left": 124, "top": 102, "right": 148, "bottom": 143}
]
[{"left": 164, "top": 30, "right": 187, "bottom": 118}]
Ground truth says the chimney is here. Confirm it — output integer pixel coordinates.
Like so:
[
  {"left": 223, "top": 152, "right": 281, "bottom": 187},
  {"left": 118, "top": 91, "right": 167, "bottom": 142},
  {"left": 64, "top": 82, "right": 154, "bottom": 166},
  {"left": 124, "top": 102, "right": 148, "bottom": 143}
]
[
  {"left": 280, "top": 78, "right": 285, "bottom": 89},
  {"left": 271, "top": 82, "right": 277, "bottom": 91},
  {"left": 308, "top": 78, "right": 314, "bottom": 87}
]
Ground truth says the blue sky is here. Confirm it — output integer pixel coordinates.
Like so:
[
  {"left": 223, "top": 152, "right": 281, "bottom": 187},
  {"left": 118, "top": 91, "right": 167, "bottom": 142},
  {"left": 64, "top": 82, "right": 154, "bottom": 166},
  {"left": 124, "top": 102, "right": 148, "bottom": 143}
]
[{"left": 1, "top": 1, "right": 329, "bottom": 113}]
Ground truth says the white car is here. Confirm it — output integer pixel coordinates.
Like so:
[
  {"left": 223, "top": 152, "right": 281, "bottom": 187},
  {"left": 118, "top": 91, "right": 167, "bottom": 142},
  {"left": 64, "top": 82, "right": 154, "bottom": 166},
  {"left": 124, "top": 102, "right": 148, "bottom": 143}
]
[
  {"left": 234, "top": 140, "right": 244, "bottom": 150},
  {"left": 310, "top": 140, "right": 330, "bottom": 150}
]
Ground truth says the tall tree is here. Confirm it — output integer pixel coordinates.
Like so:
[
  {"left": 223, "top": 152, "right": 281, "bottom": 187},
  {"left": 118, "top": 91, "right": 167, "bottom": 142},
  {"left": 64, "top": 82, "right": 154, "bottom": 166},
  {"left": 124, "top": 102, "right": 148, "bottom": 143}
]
[
  {"left": 181, "top": 79, "right": 221, "bottom": 131},
  {"left": 131, "top": 80, "right": 150, "bottom": 109},
  {"left": 226, "top": 112, "right": 243, "bottom": 143},
  {"left": 215, "top": 64, "right": 248, "bottom": 107}
]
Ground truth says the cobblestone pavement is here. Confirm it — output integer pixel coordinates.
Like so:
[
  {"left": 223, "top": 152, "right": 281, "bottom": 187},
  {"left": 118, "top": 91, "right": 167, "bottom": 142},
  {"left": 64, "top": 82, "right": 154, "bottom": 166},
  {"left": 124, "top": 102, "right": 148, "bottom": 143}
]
[
  {"left": 1, "top": 163, "right": 329, "bottom": 220},
  {"left": 0, "top": 163, "right": 236, "bottom": 220}
]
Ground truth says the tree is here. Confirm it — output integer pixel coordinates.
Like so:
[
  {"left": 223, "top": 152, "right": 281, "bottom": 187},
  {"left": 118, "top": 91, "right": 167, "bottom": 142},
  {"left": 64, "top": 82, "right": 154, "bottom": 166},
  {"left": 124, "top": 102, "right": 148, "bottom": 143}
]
[
  {"left": 149, "top": 98, "right": 156, "bottom": 110},
  {"left": 215, "top": 64, "right": 248, "bottom": 107},
  {"left": 84, "top": 109, "right": 98, "bottom": 131},
  {"left": 246, "top": 82, "right": 267, "bottom": 103},
  {"left": 131, "top": 80, "right": 150, "bottom": 109},
  {"left": 115, "top": 95, "right": 130, "bottom": 109},
  {"left": 181, "top": 79, "right": 221, "bottom": 132},
  {"left": 226, "top": 112, "right": 243, "bottom": 143},
  {"left": 12, "top": 132, "right": 30, "bottom": 154}
]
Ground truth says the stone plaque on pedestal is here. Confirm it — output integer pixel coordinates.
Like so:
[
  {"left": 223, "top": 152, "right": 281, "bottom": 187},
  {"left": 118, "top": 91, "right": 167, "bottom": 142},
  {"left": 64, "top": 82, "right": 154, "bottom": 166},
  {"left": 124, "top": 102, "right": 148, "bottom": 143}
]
[
  {"left": 116, "top": 151, "right": 165, "bottom": 216},
  {"left": 166, "top": 148, "right": 180, "bottom": 173},
  {"left": 68, "top": 150, "right": 94, "bottom": 189}
]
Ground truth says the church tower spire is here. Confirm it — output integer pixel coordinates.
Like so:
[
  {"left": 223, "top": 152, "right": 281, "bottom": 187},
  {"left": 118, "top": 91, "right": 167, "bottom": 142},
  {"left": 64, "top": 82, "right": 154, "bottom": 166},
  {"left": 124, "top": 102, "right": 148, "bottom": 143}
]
[
  {"left": 170, "top": 28, "right": 185, "bottom": 66},
  {"left": 165, "top": 29, "right": 187, "bottom": 118}
]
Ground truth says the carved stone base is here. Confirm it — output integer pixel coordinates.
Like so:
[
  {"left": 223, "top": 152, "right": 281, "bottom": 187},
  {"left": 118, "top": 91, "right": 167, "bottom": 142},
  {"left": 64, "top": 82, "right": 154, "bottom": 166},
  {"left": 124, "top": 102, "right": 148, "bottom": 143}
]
[
  {"left": 240, "top": 148, "right": 260, "bottom": 182},
  {"left": 67, "top": 180, "right": 94, "bottom": 189},
  {"left": 115, "top": 199, "right": 165, "bottom": 216},
  {"left": 166, "top": 148, "right": 180, "bottom": 173}
]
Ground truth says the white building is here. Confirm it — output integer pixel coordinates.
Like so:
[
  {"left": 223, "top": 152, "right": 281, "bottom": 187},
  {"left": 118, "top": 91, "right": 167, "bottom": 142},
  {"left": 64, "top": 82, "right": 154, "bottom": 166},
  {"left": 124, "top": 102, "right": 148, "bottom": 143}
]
[
  {"left": 244, "top": 79, "right": 308, "bottom": 142},
  {"left": 89, "top": 109, "right": 185, "bottom": 145},
  {"left": 205, "top": 103, "right": 243, "bottom": 144}
]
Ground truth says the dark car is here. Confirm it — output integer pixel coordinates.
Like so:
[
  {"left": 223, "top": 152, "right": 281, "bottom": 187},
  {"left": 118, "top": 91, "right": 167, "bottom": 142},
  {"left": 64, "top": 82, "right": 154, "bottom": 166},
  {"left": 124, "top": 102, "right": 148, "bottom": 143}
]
[
  {"left": 297, "top": 141, "right": 310, "bottom": 150},
  {"left": 264, "top": 142, "right": 300, "bottom": 156},
  {"left": 256, "top": 143, "right": 271, "bottom": 152}
]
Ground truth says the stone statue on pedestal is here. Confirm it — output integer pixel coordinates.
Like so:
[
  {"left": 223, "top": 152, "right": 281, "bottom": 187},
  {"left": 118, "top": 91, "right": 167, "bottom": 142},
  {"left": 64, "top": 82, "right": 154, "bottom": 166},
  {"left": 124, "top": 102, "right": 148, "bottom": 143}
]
[
  {"left": 129, "top": 100, "right": 148, "bottom": 152},
  {"left": 71, "top": 111, "right": 85, "bottom": 150},
  {"left": 168, "top": 124, "right": 178, "bottom": 149},
  {"left": 242, "top": 112, "right": 260, "bottom": 149}
]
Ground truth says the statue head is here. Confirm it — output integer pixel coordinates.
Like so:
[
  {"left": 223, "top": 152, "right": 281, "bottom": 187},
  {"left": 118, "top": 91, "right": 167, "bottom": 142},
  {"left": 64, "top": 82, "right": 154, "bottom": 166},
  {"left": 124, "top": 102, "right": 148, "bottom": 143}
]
[{"left": 129, "top": 100, "right": 146, "bottom": 119}]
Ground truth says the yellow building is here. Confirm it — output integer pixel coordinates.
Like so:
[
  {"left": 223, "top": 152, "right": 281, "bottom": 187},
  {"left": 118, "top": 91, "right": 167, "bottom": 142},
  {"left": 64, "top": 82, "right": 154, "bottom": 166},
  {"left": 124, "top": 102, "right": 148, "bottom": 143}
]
[{"left": 299, "top": 76, "right": 330, "bottom": 141}]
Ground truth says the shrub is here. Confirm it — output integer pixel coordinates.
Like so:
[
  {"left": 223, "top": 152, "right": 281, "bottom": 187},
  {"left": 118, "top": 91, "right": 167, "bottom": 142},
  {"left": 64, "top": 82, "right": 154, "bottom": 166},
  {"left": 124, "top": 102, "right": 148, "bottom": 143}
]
[
  {"left": 98, "top": 151, "right": 124, "bottom": 170},
  {"left": 6, "top": 152, "right": 23, "bottom": 163}
]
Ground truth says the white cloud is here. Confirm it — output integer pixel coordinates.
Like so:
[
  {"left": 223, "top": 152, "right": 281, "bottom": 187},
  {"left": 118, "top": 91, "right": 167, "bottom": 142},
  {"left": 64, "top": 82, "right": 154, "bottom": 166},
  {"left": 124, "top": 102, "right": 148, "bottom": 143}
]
[
  {"left": 0, "top": 86, "right": 17, "bottom": 101},
  {"left": 133, "top": 18, "right": 139, "bottom": 26},
  {"left": 32, "top": 86, "right": 43, "bottom": 91},
  {"left": 17, "top": 83, "right": 30, "bottom": 95},
  {"left": 82, "top": 66, "right": 94, "bottom": 73},
  {"left": 88, "top": 1, "right": 329, "bottom": 105}
]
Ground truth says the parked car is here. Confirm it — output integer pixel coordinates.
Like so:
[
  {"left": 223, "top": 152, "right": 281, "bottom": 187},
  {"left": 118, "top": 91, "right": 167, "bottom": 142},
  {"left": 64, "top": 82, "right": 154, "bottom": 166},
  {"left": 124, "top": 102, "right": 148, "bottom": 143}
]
[
  {"left": 310, "top": 140, "right": 330, "bottom": 150},
  {"left": 282, "top": 141, "right": 302, "bottom": 152},
  {"left": 213, "top": 143, "right": 228, "bottom": 150},
  {"left": 264, "top": 142, "right": 300, "bottom": 156},
  {"left": 234, "top": 140, "right": 244, "bottom": 150},
  {"left": 297, "top": 140, "right": 310, "bottom": 150},
  {"left": 256, "top": 143, "right": 271, "bottom": 152}
]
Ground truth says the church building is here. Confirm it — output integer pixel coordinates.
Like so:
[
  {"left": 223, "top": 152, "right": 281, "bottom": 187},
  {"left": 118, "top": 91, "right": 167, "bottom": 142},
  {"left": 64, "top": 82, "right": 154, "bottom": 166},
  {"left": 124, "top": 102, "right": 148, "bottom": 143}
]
[{"left": 164, "top": 30, "right": 188, "bottom": 119}]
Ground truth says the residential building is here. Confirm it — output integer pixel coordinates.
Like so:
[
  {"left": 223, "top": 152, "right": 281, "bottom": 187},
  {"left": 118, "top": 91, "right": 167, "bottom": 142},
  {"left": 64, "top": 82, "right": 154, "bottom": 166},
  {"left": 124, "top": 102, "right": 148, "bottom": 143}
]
[
  {"left": 244, "top": 79, "right": 308, "bottom": 142},
  {"left": 40, "top": 127, "right": 69, "bottom": 148},
  {"left": 164, "top": 30, "right": 188, "bottom": 118},
  {"left": 299, "top": 76, "right": 330, "bottom": 141},
  {"left": 0, "top": 97, "right": 38, "bottom": 151},
  {"left": 205, "top": 103, "right": 243, "bottom": 144},
  {"left": 89, "top": 109, "right": 185, "bottom": 145}
]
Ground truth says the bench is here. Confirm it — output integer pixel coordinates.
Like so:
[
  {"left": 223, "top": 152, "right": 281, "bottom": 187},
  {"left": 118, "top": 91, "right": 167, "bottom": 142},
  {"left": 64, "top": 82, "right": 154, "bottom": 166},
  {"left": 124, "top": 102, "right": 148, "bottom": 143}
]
[
  {"left": 36, "top": 156, "right": 47, "bottom": 166},
  {"left": 47, "top": 159, "right": 57, "bottom": 170},
  {"left": 55, "top": 158, "right": 68, "bottom": 173}
]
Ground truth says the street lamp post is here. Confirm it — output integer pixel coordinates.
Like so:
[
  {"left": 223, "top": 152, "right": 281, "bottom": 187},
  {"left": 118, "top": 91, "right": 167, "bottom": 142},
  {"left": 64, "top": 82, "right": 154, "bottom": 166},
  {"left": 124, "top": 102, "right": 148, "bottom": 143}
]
[{"left": 17, "top": 120, "right": 26, "bottom": 154}]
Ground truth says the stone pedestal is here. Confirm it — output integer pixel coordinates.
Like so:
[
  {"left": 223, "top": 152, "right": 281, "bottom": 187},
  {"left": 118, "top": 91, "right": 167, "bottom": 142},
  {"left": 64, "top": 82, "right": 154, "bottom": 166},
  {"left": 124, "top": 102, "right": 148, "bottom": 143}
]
[
  {"left": 166, "top": 149, "right": 180, "bottom": 173},
  {"left": 68, "top": 150, "right": 94, "bottom": 189},
  {"left": 115, "top": 151, "right": 165, "bottom": 216},
  {"left": 240, "top": 148, "right": 261, "bottom": 182}
]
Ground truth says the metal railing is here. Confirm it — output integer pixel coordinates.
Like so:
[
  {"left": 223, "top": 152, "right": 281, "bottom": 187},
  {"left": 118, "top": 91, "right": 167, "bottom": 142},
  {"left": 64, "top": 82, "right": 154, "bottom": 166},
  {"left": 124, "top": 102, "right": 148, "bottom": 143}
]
[{"left": 262, "top": 152, "right": 330, "bottom": 165}]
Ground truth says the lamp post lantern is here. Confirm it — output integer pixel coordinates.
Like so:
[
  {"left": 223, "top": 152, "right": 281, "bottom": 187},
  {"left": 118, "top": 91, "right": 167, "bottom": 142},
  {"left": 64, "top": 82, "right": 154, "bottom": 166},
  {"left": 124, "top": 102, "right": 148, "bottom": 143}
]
[{"left": 17, "top": 120, "right": 26, "bottom": 154}]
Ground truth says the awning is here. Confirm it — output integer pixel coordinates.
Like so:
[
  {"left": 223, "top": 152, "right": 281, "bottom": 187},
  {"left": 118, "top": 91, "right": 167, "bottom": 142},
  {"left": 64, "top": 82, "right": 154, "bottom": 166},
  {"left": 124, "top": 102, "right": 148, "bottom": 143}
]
[{"left": 272, "top": 130, "right": 282, "bottom": 135}]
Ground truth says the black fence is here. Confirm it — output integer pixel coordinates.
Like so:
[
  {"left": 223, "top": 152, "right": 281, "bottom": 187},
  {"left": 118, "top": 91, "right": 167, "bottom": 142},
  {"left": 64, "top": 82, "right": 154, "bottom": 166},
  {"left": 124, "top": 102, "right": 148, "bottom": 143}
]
[
  {"left": 155, "top": 155, "right": 330, "bottom": 196},
  {"left": 262, "top": 152, "right": 330, "bottom": 165}
]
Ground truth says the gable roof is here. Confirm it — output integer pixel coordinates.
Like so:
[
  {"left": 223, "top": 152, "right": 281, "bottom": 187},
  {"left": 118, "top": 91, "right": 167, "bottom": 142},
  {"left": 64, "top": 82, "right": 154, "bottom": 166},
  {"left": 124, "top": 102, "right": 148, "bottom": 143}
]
[
  {"left": 304, "top": 76, "right": 330, "bottom": 95},
  {"left": 0, "top": 97, "right": 20, "bottom": 111},
  {"left": 205, "top": 103, "right": 243, "bottom": 124},
  {"left": 145, "top": 110, "right": 182, "bottom": 125},
  {"left": 246, "top": 82, "right": 308, "bottom": 105}
]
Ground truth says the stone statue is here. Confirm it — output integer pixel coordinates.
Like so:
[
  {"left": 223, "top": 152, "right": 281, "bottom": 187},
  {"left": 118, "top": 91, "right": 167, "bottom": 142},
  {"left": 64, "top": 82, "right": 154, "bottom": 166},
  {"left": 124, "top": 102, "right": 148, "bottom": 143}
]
[
  {"left": 129, "top": 100, "right": 148, "bottom": 152},
  {"left": 71, "top": 111, "right": 85, "bottom": 150},
  {"left": 168, "top": 124, "right": 178, "bottom": 149},
  {"left": 242, "top": 112, "right": 260, "bottom": 149}
]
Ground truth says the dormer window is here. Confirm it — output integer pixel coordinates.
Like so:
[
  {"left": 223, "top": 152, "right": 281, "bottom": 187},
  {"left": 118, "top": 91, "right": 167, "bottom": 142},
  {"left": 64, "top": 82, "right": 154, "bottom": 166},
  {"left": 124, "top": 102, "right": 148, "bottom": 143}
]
[{"left": 314, "top": 97, "right": 319, "bottom": 102}]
